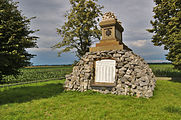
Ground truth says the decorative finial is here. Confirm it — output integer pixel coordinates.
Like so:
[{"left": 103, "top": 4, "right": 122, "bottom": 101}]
[
  {"left": 117, "top": 20, "right": 122, "bottom": 25},
  {"left": 102, "top": 12, "right": 117, "bottom": 21}
]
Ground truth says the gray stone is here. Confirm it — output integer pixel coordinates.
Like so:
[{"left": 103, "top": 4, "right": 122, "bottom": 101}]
[
  {"left": 126, "top": 69, "right": 132, "bottom": 75},
  {"left": 145, "top": 90, "right": 153, "bottom": 98},
  {"left": 65, "top": 50, "right": 156, "bottom": 98},
  {"left": 124, "top": 74, "right": 131, "bottom": 79},
  {"left": 120, "top": 67, "right": 127, "bottom": 71},
  {"left": 118, "top": 70, "right": 125, "bottom": 77},
  {"left": 121, "top": 77, "right": 127, "bottom": 83},
  {"left": 113, "top": 53, "right": 122, "bottom": 57},
  {"left": 85, "top": 73, "right": 91, "bottom": 79},
  {"left": 117, "top": 51, "right": 125, "bottom": 54},
  {"left": 140, "top": 82, "right": 148, "bottom": 87},
  {"left": 65, "top": 74, "right": 71, "bottom": 78},
  {"left": 132, "top": 85, "right": 136, "bottom": 89},
  {"left": 104, "top": 90, "right": 110, "bottom": 94}
]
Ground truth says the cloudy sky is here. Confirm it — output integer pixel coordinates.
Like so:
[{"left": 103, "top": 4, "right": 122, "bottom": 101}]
[{"left": 14, "top": 0, "right": 169, "bottom": 65}]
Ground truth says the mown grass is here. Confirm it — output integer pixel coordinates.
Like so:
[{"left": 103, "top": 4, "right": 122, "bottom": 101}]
[
  {"left": 149, "top": 64, "right": 181, "bottom": 77},
  {"left": 0, "top": 79, "right": 181, "bottom": 120}
]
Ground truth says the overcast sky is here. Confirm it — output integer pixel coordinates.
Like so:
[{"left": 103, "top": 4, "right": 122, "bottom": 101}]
[{"left": 14, "top": 0, "right": 169, "bottom": 65}]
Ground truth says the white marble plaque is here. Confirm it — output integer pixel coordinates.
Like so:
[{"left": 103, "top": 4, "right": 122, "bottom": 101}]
[{"left": 95, "top": 59, "right": 116, "bottom": 83}]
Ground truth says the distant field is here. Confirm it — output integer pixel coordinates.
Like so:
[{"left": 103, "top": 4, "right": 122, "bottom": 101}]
[
  {"left": 1, "top": 64, "right": 180, "bottom": 85},
  {"left": 0, "top": 79, "right": 181, "bottom": 120},
  {"left": 149, "top": 63, "right": 181, "bottom": 77},
  {"left": 1, "top": 66, "right": 72, "bottom": 84}
]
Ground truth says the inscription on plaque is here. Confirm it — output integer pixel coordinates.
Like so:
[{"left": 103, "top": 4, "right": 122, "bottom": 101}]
[{"left": 95, "top": 59, "right": 116, "bottom": 83}]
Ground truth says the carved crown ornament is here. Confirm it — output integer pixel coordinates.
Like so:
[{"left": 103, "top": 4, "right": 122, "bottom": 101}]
[{"left": 102, "top": 12, "right": 117, "bottom": 21}]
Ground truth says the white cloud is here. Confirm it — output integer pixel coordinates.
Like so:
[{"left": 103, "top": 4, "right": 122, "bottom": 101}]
[
  {"left": 26, "top": 47, "right": 77, "bottom": 54},
  {"left": 14, "top": 0, "right": 70, "bottom": 48},
  {"left": 13, "top": 0, "right": 169, "bottom": 65},
  {"left": 26, "top": 48, "right": 52, "bottom": 52},
  {"left": 26, "top": 48, "right": 64, "bottom": 52},
  {"left": 130, "top": 40, "right": 147, "bottom": 47},
  {"left": 145, "top": 60, "right": 170, "bottom": 63}
]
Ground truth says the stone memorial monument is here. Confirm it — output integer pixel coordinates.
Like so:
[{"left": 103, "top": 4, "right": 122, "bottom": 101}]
[{"left": 65, "top": 12, "right": 156, "bottom": 98}]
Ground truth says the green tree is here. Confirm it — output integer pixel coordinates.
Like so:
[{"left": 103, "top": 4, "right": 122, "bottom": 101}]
[
  {"left": 147, "top": 0, "right": 181, "bottom": 70},
  {"left": 0, "top": 0, "right": 38, "bottom": 83},
  {"left": 54, "top": 0, "right": 103, "bottom": 58}
]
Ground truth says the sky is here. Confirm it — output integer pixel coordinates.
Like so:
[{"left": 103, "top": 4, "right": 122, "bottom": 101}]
[{"left": 14, "top": 0, "right": 169, "bottom": 65}]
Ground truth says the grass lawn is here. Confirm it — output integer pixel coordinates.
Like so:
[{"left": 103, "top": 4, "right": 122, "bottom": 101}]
[{"left": 0, "top": 79, "right": 181, "bottom": 120}]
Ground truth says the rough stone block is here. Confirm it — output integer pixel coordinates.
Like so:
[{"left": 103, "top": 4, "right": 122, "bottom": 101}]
[{"left": 65, "top": 50, "right": 156, "bottom": 98}]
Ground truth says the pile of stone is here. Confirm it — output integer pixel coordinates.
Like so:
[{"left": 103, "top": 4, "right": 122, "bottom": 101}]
[{"left": 65, "top": 50, "right": 156, "bottom": 98}]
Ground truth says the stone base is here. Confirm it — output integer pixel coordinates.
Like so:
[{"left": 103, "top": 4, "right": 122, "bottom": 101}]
[
  {"left": 90, "top": 40, "right": 130, "bottom": 52},
  {"left": 65, "top": 50, "right": 156, "bottom": 98}
]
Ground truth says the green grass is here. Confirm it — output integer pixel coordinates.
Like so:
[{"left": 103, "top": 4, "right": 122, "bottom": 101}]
[
  {"left": 149, "top": 64, "right": 181, "bottom": 77},
  {"left": 0, "top": 79, "right": 181, "bottom": 120},
  {"left": 1, "top": 66, "right": 72, "bottom": 84}
]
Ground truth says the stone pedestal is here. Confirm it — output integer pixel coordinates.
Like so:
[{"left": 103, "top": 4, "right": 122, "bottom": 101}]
[
  {"left": 64, "top": 12, "right": 156, "bottom": 98},
  {"left": 90, "top": 12, "right": 130, "bottom": 52},
  {"left": 65, "top": 50, "right": 156, "bottom": 98}
]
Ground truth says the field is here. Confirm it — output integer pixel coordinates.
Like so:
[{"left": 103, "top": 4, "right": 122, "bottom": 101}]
[
  {"left": 1, "top": 63, "right": 180, "bottom": 85},
  {"left": 1, "top": 66, "right": 72, "bottom": 84},
  {"left": 0, "top": 64, "right": 181, "bottom": 120},
  {"left": 149, "top": 64, "right": 181, "bottom": 77}
]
